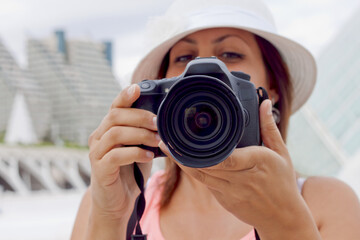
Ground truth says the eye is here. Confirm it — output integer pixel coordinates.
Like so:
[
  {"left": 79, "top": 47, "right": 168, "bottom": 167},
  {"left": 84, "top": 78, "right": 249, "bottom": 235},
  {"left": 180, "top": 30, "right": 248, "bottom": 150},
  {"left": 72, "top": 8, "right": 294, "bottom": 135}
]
[
  {"left": 219, "top": 52, "right": 245, "bottom": 62},
  {"left": 175, "top": 54, "right": 196, "bottom": 63}
]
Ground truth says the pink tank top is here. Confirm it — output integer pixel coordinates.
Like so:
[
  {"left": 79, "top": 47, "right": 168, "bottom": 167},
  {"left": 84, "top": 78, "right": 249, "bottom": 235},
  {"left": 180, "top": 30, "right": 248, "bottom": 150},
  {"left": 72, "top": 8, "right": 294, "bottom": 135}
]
[{"left": 140, "top": 171, "right": 256, "bottom": 240}]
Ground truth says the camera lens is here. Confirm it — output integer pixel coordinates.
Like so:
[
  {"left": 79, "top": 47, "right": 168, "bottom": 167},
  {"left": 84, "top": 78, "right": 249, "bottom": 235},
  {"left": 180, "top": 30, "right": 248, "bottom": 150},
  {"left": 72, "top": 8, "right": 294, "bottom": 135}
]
[
  {"left": 184, "top": 102, "right": 220, "bottom": 139},
  {"left": 195, "top": 112, "right": 211, "bottom": 129},
  {"left": 157, "top": 75, "right": 245, "bottom": 168}
]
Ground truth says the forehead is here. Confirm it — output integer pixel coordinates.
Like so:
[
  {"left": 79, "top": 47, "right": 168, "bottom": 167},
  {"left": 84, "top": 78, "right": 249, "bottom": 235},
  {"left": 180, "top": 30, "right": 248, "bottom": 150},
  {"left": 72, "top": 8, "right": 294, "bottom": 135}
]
[{"left": 177, "top": 27, "right": 256, "bottom": 45}]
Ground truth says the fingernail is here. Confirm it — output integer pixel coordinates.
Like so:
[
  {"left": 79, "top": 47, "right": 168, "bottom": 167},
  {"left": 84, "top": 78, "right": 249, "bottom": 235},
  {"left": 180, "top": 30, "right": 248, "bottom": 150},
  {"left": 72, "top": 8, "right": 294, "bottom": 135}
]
[
  {"left": 146, "top": 151, "right": 154, "bottom": 159},
  {"left": 153, "top": 117, "right": 157, "bottom": 128},
  {"left": 127, "top": 84, "right": 136, "bottom": 97},
  {"left": 158, "top": 141, "right": 169, "bottom": 153},
  {"left": 267, "top": 100, "right": 273, "bottom": 116}
]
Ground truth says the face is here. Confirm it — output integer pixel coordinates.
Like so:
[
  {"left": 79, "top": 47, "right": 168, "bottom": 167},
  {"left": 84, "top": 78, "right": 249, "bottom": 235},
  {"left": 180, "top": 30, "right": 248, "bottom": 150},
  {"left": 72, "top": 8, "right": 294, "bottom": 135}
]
[{"left": 166, "top": 28, "right": 278, "bottom": 101}]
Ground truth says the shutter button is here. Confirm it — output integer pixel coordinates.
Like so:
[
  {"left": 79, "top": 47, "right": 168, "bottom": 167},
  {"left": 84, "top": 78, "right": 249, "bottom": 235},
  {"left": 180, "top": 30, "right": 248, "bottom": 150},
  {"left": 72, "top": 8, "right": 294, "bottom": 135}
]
[{"left": 141, "top": 82, "right": 151, "bottom": 89}]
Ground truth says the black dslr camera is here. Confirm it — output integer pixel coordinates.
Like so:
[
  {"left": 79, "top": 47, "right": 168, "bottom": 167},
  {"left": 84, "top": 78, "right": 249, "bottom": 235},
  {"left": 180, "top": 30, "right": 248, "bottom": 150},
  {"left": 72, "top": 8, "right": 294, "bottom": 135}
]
[{"left": 132, "top": 57, "right": 267, "bottom": 168}]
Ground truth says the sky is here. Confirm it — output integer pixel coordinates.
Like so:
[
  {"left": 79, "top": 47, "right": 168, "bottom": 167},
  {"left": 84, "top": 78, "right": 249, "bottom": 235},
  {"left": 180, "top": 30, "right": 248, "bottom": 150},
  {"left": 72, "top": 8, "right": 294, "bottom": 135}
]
[{"left": 0, "top": 0, "right": 359, "bottom": 87}]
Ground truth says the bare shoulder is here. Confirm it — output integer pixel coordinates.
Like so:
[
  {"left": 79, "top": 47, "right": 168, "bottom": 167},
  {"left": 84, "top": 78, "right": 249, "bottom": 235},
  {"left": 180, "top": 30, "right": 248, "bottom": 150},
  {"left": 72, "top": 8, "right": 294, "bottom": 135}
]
[{"left": 302, "top": 176, "right": 360, "bottom": 239}]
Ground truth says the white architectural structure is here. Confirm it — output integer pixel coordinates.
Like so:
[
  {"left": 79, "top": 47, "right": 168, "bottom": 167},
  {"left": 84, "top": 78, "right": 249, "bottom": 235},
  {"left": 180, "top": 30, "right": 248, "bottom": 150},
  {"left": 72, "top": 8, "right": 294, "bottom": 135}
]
[
  {"left": 0, "top": 145, "right": 90, "bottom": 194},
  {"left": 27, "top": 31, "right": 120, "bottom": 146},
  {"left": 0, "top": 40, "right": 50, "bottom": 143},
  {"left": 287, "top": 6, "right": 360, "bottom": 195},
  {"left": 5, "top": 92, "right": 39, "bottom": 144},
  {"left": 338, "top": 151, "right": 360, "bottom": 197}
]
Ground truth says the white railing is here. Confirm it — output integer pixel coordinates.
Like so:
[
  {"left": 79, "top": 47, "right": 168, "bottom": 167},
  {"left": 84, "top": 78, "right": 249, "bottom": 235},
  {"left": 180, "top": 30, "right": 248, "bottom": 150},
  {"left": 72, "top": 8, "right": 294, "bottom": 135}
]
[{"left": 0, "top": 145, "right": 90, "bottom": 195}]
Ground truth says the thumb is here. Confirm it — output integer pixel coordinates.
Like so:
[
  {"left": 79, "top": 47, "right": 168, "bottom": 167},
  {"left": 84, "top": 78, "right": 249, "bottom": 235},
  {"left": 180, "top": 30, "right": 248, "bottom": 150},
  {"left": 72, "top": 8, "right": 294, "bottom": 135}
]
[{"left": 259, "top": 99, "right": 286, "bottom": 155}]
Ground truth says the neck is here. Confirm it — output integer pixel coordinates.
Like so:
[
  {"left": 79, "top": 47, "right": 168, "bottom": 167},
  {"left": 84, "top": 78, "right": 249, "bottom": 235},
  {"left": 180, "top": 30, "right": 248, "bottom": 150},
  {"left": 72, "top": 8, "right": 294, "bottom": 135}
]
[
  {"left": 169, "top": 170, "right": 224, "bottom": 212},
  {"left": 159, "top": 169, "right": 254, "bottom": 240}
]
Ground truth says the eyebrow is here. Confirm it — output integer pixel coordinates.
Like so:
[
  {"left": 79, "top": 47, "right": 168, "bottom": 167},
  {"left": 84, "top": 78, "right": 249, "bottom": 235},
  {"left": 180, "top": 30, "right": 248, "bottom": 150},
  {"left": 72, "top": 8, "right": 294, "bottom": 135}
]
[
  {"left": 180, "top": 38, "right": 197, "bottom": 44},
  {"left": 180, "top": 34, "right": 248, "bottom": 45},
  {"left": 212, "top": 34, "right": 238, "bottom": 44}
]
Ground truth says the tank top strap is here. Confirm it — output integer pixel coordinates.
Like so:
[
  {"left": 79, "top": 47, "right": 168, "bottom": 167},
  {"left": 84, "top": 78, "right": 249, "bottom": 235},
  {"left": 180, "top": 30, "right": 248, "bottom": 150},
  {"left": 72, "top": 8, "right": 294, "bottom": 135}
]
[{"left": 297, "top": 177, "right": 307, "bottom": 193}]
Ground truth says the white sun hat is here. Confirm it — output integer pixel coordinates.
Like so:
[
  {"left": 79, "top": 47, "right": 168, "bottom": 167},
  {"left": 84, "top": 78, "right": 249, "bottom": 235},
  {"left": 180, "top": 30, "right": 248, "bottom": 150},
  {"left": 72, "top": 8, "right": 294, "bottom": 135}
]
[{"left": 131, "top": 0, "right": 317, "bottom": 113}]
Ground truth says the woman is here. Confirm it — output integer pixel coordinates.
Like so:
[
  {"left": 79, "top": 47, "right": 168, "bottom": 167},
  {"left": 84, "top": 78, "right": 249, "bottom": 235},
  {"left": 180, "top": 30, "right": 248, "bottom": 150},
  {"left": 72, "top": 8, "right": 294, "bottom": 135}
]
[{"left": 71, "top": 0, "right": 360, "bottom": 239}]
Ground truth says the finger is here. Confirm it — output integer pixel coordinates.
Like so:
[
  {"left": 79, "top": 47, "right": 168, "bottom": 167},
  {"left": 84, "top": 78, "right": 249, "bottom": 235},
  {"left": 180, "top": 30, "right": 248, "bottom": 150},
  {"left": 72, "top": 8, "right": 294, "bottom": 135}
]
[
  {"left": 158, "top": 140, "right": 171, "bottom": 158},
  {"left": 100, "top": 147, "right": 154, "bottom": 170},
  {"left": 91, "top": 126, "right": 160, "bottom": 161},
  {"left": 181, "top": 165, "right": 229, "bottom": 190},
  {"left": 110, "top": 84, "right": 140, "bottom": 109},
  {"left": 158, "top": 141, "right": 229, "bottom": 190},
  {"left": 259, "top": 99, "right": 287, "bottom": 155},
  {"left": 94, "top": 108, "right": 157, "bottom": 140},
  {"left": 199, "top": 147, "right": 261, "bottom": 172}
]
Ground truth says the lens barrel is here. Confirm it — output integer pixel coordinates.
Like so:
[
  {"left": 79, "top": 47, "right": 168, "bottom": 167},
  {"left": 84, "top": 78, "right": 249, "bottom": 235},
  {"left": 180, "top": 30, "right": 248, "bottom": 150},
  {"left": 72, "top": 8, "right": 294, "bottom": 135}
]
[{"left": 157, "top": 75, "right": 245, "bottom": 168}]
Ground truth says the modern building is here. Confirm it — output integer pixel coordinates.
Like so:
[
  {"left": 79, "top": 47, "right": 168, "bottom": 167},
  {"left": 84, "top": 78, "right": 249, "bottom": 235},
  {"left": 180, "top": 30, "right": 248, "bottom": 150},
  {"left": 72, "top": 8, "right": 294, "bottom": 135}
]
[
  {"left": 287, "top": 6, "right": 360, "bottom": 185},
  {"left": 0, "top": 40, "right": 50, "bottom": 143},
  {"left": 0, "top": 40, "right": 15, "bottom": 137},
  {"left": 27, "top": 31, "right": 120, "bottom": 146}
]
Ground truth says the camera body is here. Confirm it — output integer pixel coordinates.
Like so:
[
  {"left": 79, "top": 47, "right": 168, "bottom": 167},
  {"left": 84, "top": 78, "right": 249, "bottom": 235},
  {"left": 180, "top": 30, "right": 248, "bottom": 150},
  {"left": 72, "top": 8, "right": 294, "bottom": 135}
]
[{"left": 132, "top": 57, "right": 266, "bottom": 168}]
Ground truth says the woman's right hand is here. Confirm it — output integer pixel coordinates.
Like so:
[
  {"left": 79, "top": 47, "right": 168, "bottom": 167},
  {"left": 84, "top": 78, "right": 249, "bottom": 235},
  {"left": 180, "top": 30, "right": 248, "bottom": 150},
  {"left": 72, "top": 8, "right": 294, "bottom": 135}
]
[{"left": 88, "top": 84, "right": 160, "bottom": 223}]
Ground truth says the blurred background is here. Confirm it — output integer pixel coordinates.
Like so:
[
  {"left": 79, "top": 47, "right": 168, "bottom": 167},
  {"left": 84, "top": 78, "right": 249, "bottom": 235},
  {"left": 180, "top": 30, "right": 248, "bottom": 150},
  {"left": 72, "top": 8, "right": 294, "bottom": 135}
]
[{"left": 0, "top": 0, "right": 359, "bottom": 239}]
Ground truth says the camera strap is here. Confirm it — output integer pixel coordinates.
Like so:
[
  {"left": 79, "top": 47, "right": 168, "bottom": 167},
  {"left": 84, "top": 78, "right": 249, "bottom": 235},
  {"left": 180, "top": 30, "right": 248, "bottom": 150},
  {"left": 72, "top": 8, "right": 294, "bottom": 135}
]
[
  {"left": 257, "top": 87, "right": 268, "bottom": 104},
  {"left": 126, "top": 163, "right": 147, "bottom": 240},
  {"left": 255, "top": 229, "right": 261, "bottom": 240}
]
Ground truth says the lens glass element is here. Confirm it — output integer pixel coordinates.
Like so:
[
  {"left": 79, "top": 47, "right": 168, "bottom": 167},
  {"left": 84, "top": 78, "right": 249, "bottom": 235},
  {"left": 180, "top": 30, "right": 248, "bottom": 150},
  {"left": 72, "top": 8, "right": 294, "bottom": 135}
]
[{"left": 184, "top": 102, "right": 221, "bottom": 139}]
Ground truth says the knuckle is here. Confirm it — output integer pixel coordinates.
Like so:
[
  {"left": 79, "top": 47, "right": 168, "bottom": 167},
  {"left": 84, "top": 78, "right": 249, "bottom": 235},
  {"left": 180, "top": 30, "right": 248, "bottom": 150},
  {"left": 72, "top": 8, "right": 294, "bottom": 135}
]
[
  {"left": 221, "top": 155, "right": 236, "bottom": 169},
  {"left": 196, "top": 171, "right": 206, "bottom": 183},
  {"left": 110, "top": 100, "right": 118, "bottom": 110},
  {"left": 134, "top": 147, "right": 145, "bottom": 159},
  {"left": 265, "top": 120, "right": 278, "bottom": 132},
  {"left": 111, "top": 93, "right": 122, "bottom": 106},
  {"left": 103, "top": 148, "right": 121, "bottom": 165},
  {"left": 139, "top": 109, "right": 148, "bottom": 119},
  {"left": 149, "top": 131, "right": 157, "bottom": 140},
  {"left": 140, "top": 110, "right": 152, "bottom": 125},
  {"left": 248, "top": 152, "right": 260, "bottom": 169},
  {"left": 88, "top": 131, "right": 96, "bottom": 146},
  {"left": 105, "top": 150, "right": 116, "bottom": 165},
  {"left": 107, "top": 127, "right": 121, "bottom": 142},
  {"left": 119, "top": 91, "right": 128, "bottom": 104},
  {"left": 110, "top": 102, "right": 117, "bottom": 110},
  {"left": 89, "top": 149, "right": 99, "bottom": 161},
  {"left": 139, "top": 128, "right": 150, "bottom": 140},
  {"left": 273, "top": 142, "right": 285, "bottom": 153},
  {"left": 133, "top": 110, "right": 147, "bottom": 128},
  {"left": 108, "top": 108, "right": 120, "bottom": 123}
]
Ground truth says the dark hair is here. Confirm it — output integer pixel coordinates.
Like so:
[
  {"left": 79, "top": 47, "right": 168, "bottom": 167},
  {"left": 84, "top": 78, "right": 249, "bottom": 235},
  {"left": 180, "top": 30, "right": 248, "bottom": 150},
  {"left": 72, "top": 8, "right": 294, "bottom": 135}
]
[
  {"left": 254, "top": 35, "right": 293, "bottom": 138},
  {"left": 157, "top": 34, "right": 293, "bottom": 209}
]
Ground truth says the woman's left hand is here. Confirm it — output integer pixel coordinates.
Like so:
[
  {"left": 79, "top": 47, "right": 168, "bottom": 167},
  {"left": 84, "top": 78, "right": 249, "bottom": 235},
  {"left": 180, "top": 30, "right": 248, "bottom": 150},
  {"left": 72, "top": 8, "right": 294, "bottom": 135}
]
[{"left": 159, "top": 99, "right": 320, "bottom": 239}]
